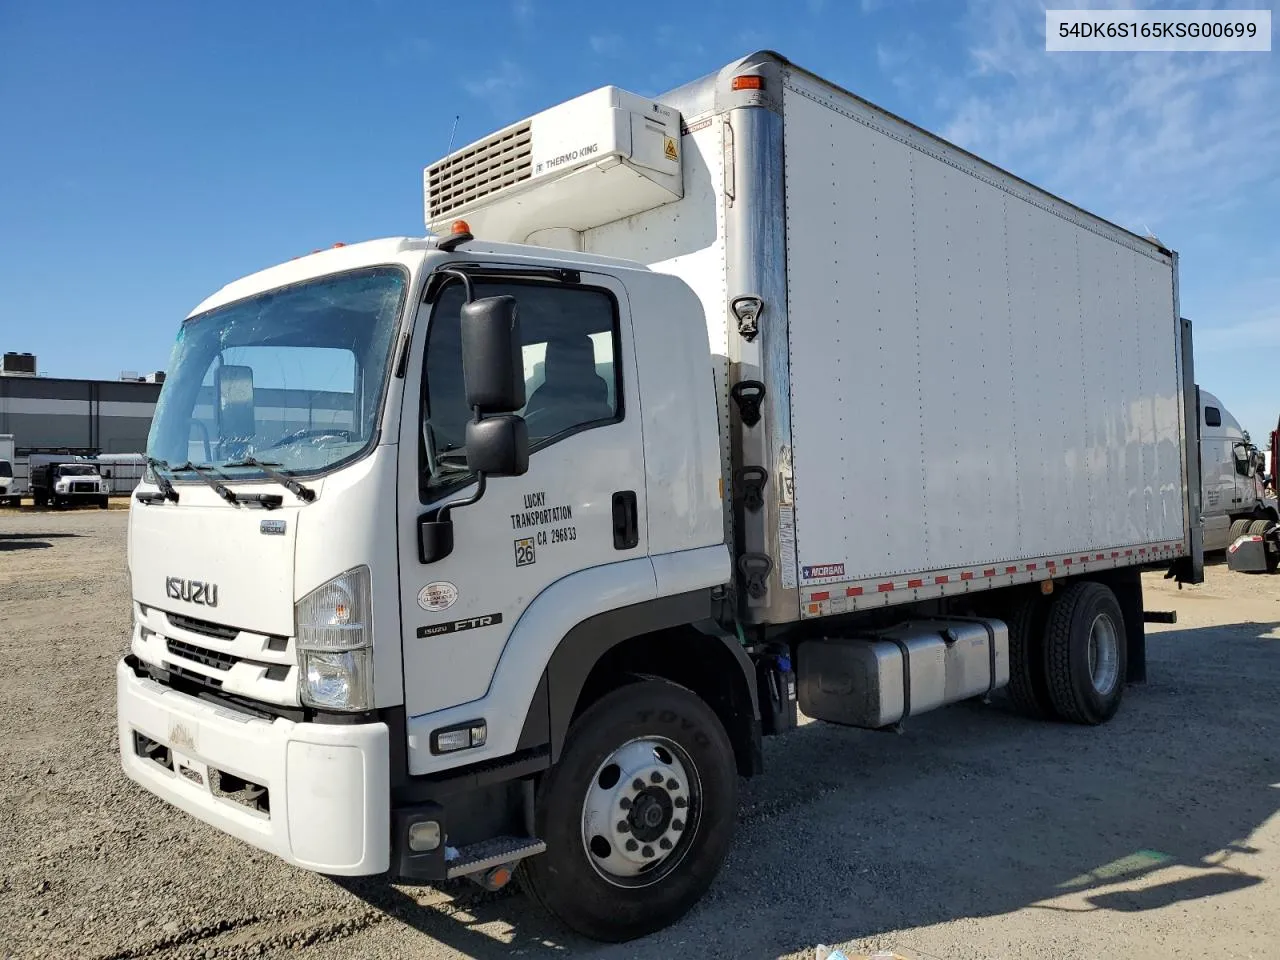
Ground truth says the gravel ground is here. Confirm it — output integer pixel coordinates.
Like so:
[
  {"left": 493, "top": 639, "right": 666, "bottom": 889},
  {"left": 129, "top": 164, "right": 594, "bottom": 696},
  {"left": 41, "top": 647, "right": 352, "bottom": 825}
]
[{"left": 2, "top": 507, "right": 1278, "bottom": 960}]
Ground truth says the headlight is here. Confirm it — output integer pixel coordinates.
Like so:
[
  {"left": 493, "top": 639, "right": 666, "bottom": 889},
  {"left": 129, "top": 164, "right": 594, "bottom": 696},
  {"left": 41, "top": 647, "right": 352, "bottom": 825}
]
[
  {"left": 296, "top": 566, "right": 373, "bottom": 711},
  {"left": 55, "top": 480, "right": 68, "bottom": 492}
]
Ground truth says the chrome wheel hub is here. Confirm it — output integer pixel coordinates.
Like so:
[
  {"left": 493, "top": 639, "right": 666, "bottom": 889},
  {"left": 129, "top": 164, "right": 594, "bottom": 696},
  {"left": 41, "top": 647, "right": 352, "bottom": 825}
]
[
  {"left": 1088, "top": 612, "right": 1120, "bottom": 696},
  {"left": 580, "top": 737, "right": 699, "bottom": 887}
]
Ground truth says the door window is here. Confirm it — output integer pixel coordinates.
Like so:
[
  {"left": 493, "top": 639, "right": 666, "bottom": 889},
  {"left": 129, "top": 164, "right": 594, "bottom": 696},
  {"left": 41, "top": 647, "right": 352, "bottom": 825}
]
[{"left": 422, "top": 279, "right": 621, "bottom": 497}]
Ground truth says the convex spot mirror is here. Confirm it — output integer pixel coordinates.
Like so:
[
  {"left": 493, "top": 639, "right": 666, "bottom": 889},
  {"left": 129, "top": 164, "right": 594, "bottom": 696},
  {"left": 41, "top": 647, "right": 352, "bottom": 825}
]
[{"left": 465, "top": 416, "right": 529, "bottom": 477}]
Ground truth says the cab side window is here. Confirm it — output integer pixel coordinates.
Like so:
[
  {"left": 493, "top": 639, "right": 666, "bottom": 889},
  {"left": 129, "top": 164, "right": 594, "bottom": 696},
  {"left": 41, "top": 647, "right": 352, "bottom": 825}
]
[
  {"left": 422, "top": 279, "right": 621, "bottom": 496},
  {"left": 1204, "top": 406, "right": 1222, "bottom": 427}
]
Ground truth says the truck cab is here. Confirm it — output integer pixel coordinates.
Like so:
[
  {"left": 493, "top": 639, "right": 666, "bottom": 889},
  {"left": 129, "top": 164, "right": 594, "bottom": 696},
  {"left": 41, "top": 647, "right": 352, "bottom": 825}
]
[
  {"left": 117, "top": 236, "right": 740, "bottom": 939},
  {"left": 1199, "top": 390, "right": 1273, "bottom": 550}
]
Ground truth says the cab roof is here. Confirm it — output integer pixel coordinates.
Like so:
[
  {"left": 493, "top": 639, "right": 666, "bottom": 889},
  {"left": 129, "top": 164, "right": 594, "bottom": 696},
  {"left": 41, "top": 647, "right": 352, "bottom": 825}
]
[{"left": 187, "top": 236, "right": 653, "bottom": 318}]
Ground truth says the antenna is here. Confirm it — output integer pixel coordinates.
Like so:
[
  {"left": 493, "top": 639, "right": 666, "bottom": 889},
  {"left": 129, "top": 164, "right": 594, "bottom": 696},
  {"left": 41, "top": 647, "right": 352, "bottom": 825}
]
[{"left": 446, "top": 114, "right": 460, "bottom": 156}]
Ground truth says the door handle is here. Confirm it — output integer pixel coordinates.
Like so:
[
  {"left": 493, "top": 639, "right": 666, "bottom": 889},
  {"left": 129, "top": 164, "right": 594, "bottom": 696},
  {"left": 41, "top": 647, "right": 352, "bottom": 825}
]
[{"left": 612, "top": 491, "right": 639, "bottom": 550}]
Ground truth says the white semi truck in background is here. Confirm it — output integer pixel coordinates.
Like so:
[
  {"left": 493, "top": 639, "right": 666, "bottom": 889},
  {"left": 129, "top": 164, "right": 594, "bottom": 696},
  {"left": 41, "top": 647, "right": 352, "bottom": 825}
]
[
  {"left": 116, "top": 52, "right": 1202, "bottom": 941},
  {"left": 1197, "top": 389, "right": 1275, "bottom": 550}
]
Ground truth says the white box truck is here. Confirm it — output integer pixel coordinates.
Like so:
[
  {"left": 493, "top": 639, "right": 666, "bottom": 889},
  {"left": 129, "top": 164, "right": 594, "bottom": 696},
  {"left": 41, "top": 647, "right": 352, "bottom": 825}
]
[{"left": 116, "top": 52, "right": 1202, "bottom": 941}]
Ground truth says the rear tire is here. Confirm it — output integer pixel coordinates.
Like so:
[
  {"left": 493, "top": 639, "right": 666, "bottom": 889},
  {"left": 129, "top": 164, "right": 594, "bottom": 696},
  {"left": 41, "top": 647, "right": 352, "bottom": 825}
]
[
  {"left": 1043, "top": 581, "right": 1127, "bottom": 725},
  {"left": 1249, "top": 519, "right": 1271, "bottom": 536},
  {"left": 1006, "top": 594, "right": 1053, "bottom": 719},
  {"left": 1230, "top": 518, "right": 1252, "bottom": 542},
  {"left": 517, "top": 679, "right": 738, "bottom": 942}
]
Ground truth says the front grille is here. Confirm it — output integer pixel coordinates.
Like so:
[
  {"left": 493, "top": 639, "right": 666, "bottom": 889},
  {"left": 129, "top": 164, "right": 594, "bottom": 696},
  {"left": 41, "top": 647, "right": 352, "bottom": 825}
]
[
  {"left": 167, "top": 662, "right": 223, "bottom": 689},
  {"left": 72, "top": 482, "right": 96, "bottom": 493},
  {"left": 426, "top": 121, "right": 532, "bottom": 220},
  {"left": 166, "top": 612, "right": 239, "bottom": 641},
  {"left": 166, "top": 638, "right": 235, "bottom": 672}
]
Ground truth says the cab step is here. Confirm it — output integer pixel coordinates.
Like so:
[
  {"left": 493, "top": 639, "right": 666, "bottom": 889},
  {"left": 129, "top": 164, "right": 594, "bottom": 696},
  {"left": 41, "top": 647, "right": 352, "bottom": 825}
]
[{"left": 445, "top": 835, "right": 546, "bottom": 879}]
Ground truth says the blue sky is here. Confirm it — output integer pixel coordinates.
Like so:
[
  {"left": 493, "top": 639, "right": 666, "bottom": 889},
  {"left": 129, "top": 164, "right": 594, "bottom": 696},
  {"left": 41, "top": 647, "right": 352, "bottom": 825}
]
[{"left": 1, "top": 1, "right": 1276, "bottom": 440}]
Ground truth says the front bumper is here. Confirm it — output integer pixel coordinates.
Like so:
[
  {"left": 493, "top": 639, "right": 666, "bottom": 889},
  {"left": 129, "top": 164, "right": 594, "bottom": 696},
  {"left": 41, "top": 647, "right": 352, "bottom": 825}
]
[{"left": 116, "top": 657, "right": 390, "bottom": 874}]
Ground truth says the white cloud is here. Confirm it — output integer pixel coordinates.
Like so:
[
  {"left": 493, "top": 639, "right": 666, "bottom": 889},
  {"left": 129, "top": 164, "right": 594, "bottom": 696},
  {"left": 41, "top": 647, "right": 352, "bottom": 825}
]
[
  {"left": 464, "top": 60, "right": 526, "bottom": 117},
  {"left": 1197, "top": 315, "right": 1280, "bottom": 353},
  {"left": 589, "top": 34, "right": 623, "bottom": 56},
  {"left": 938, "top": 0, "right": 1280, "bottom": 232}
]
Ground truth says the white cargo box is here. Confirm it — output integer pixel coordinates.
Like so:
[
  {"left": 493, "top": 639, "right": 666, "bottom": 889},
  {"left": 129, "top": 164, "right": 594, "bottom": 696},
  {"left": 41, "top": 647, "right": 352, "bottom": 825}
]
[{"left": 424, "top": 52, "right": 1196, "bottom": 623}]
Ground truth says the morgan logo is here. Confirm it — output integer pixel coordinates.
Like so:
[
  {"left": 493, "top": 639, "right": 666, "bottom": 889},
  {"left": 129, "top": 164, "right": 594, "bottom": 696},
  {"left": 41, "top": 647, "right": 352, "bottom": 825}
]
[
  {"left": 166, "top": 577, "right": 219, "bottom": 608},
  {"left": 802, "top": 563, "right": 846, "bottom": 580}
]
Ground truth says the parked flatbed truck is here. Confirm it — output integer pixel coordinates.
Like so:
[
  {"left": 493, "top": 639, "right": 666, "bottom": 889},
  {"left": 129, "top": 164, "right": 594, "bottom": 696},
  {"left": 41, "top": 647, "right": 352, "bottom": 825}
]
[{"left": 116, "top": 51, "right": 1202, "bottom": 941}]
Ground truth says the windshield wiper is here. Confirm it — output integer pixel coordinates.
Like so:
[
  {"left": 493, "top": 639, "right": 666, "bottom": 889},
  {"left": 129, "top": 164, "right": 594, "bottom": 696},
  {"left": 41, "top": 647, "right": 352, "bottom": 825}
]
[
  {"left": 171, "top": 461, "right": 239, "bottom": 504},
  {"left": 223, "top": 457, "right": 316, "bottom": 503},
  {"left": 143, "top": 457, "right": 180, "bottom": 503}
]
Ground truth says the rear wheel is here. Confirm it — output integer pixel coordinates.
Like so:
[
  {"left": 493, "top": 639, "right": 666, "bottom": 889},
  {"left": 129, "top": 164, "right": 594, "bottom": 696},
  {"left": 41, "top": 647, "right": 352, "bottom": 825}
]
[
  {"left": 1249, "top": 519, "right": 1271, "bottom": 536},
  {"left": 1043, "top": 581, "right": 1127, "bottom": 725},
  {"left": 1006, "top": 594, "right": 1052, "bottom": 719},
  {"left": 518, "top": 679, "right": 738, "bottom": 942},
  {"left": 1230, "top": 518, "right": 1252, "bottom": 542}
]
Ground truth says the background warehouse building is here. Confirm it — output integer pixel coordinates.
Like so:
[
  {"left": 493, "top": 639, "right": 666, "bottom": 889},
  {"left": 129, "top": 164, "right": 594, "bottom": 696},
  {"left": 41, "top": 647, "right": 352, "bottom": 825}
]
[
  {"left": 0, "top": 352, "right": 162, "bottom": 456},
  {"left": 2, "top": 349, "right": 358, "bottom": 468}
]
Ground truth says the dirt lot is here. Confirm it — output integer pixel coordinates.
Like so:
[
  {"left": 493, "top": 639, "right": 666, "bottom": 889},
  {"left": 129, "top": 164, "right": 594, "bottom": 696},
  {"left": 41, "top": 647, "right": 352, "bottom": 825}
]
[{"left": 1, "top": 508, "right": 1278, "bottom": 960}]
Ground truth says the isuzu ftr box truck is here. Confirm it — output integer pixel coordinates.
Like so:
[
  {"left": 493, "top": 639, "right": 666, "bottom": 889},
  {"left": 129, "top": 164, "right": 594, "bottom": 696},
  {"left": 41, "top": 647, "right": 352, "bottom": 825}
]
[{"left": 116, "top": 52, "right": 1203, "bottom": 941}]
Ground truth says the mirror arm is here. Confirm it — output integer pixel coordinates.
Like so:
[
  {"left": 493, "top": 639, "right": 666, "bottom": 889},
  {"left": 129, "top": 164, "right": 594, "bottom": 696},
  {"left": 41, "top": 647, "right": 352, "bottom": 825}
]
[
  {"left": 436, "top": 472, "right": 487, "bottom": 523},
  {"left": 430, "top": 267, "right": 475, "bottom": 305},
  {"left": 431, "top": 408, "right": 489, "bottom": 522}
]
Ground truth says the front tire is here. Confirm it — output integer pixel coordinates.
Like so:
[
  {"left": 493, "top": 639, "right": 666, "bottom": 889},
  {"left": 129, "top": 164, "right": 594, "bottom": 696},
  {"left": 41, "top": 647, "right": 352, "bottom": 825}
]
[
  {"left": 518, "top": 680, "right": 738, "bottom": 942},
  {"left": 99, "top": 496, "right": 109, "bottom": 509},
  {"left": 1044, "top": 581, "right": 1127, "bottom": 725}
]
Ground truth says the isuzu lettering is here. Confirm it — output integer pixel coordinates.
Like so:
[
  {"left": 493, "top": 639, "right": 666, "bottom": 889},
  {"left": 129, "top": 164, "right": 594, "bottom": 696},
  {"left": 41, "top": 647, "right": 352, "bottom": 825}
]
[{"left": 117, "top": 52, "right": 1203, "bottom": 941}]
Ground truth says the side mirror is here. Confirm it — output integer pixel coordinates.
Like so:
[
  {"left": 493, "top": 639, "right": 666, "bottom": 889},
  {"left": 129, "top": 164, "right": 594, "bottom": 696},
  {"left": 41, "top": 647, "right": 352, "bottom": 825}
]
[
  {"left": 1233, "top": 444, "right": 1248, "bottom": 462},
  {"left": 465, "top": 415, "right": 529, "bottom": 477},
  {"left": 215, "top": 364, "right": 256, "bottom": 444},
  {"left": 461, "top": 296, "right": 526, "bottom": 413}
]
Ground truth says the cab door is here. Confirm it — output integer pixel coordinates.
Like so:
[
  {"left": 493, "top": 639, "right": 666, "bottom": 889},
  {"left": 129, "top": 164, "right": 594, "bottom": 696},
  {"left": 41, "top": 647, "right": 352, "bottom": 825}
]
[
  {"left": 1199, "top": 401, "right": 1233, "bottom": 549},
  {"left": 396, "top": 268, "right": 648, "bottom": 724}
]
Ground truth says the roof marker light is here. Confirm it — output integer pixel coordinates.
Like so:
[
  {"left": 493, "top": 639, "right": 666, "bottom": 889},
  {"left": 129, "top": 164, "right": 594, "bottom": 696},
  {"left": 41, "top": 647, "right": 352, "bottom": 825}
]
[{"left": 438, "top": 219, "right": 474, "bottom": 253}]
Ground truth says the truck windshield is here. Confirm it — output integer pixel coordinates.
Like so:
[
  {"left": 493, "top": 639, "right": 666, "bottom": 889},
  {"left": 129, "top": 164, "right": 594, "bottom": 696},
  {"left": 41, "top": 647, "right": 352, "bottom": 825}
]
[
  {"left": 58, "top": 465, "right": 98, "bottom": 476},
  {"left": 147, "top": 266, "right": 406, "bottom": 479},
  {"left": 0, "top": 461, "right": 12, "bottom": 478}
]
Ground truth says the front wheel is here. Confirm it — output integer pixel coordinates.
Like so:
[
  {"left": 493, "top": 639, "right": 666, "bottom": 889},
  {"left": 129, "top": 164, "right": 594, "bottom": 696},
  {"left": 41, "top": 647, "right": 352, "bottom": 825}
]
[{"left": 518, "top": 679, "right": 738, "bottom": 942}]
